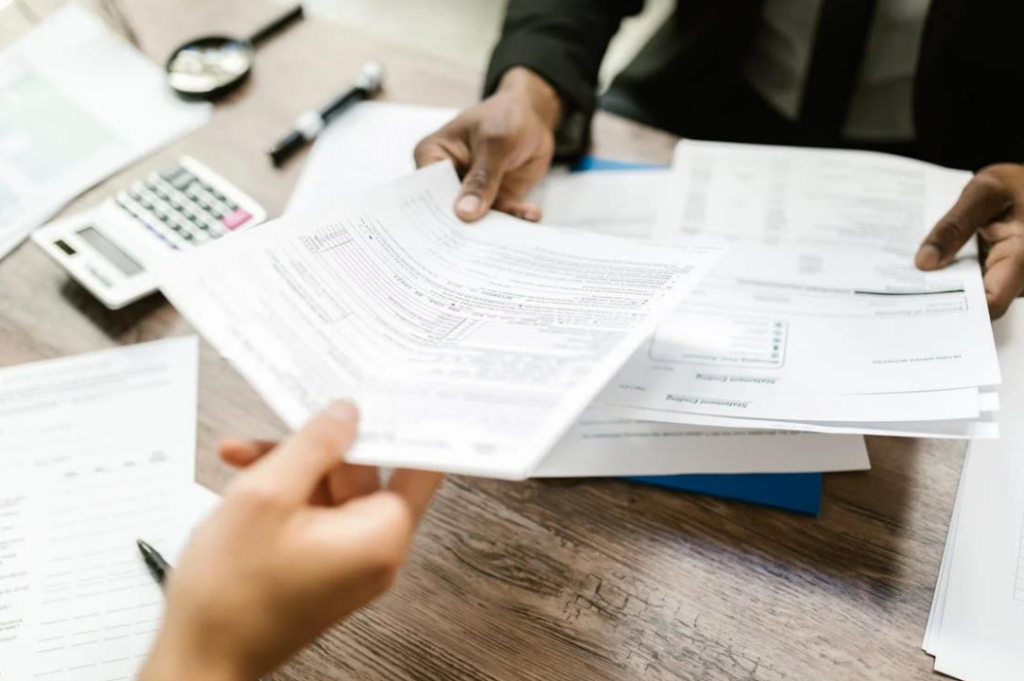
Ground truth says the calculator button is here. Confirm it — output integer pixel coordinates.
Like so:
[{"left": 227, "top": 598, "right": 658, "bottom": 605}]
[
  {"left": 222, "top": 209, "right": 252, "bottom": 231},
  {"left": 163, "top": 168, "right": 197, "bottom": 192}
]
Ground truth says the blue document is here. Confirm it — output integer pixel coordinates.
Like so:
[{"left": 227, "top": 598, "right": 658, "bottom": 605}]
[{"left": 572, "top": 155, "right": 825, "bottom": 515}]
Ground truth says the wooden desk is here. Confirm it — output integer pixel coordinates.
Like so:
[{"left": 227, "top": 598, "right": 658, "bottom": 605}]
[{"left": 0, "top": 2, "right": 965, "bottom": 679}]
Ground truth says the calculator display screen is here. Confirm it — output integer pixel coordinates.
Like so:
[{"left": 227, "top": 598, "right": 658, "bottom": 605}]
[{"left": 77, "top": 226, "right": 143, "bottom": 277}]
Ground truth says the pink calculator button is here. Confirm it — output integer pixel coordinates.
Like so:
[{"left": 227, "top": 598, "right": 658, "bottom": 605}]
[{"left": 222, "top": 209, "right": 252, "bottom": 231}]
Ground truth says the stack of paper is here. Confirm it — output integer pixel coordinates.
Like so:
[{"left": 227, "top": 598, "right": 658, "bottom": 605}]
[
  {"left": 0, "top": 3, "right": 211, "bottom": 260},
  {"left": 924, "top": 306, "right": 1024, "bottom": 680},
  {"left": 272, "top": 101, "right": 871, "bottom": 481},
  {"left": 599, "top": 141, "right": 1002, "bottom": 440},
  {"left": 0, "top": 338, "right": 218, "bottom": 681}
]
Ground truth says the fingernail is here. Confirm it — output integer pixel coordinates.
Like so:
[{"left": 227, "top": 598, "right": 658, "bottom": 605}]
[
  {"left": 456, "top": 194, "right": 481, "bottom": 217},
  {"left": 916, "top": 244, "right": 942, "bottom": 269},
  {"left": 325, "top": 400, "right": 358, "bottom": 424},
  {"left": 520, "top": 206, "right": 542, "bottom": 222}
]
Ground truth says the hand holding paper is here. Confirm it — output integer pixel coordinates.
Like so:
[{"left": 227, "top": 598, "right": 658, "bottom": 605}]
[
  {"left": 916, "top": 162, "right": 1024, "bottom": 319},
  {"left": 140, "top": 402, "right": 441, "bottom": 681}
]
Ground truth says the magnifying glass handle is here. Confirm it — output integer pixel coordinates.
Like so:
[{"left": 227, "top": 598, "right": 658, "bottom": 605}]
[{"left": 248, "top": 5, "right": 305, "bottom": 48}]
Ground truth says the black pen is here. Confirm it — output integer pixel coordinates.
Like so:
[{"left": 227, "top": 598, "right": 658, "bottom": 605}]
[
  {"left": 137, "top": 539, "right": 172, "bottom": 589},
  {"left": 268, "top": 60, "right": 385, "bottom": 167}
]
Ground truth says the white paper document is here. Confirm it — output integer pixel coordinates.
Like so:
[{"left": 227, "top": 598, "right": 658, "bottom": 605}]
[
  {"left": 657, "top": 139, "right": 975, "bottom": 255},
  {"left": 0, "top": 3, "right": 210, "bottom": 260},
  {"left": 599, "top": 141, "right": 1000, "bottom": 430},
  {"left": 160, "top": 162, "right": 725, "bottom": 478},
  {"left": 528, "top": 168, "right": 669, "bottom": 239},
  {"left": 611, "top": 405, "right": 999, "bottom": 440},
  {"left": 286, "top": 101, "right": 456, "bottom": 214},
  {"left": 285, "top": 109, "right": 871, "bottom": 475},
  {"left": 0, "top": 337, "right": 204, "bottom": 681},
  {"left": 925, "top": 306, "right": 1024, "bottom": 681},
  {"left": 534, "top": 407, "right": 870, "bottom": 477}
]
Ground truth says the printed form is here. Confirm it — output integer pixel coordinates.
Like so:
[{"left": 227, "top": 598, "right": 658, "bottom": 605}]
[
  {"left": 0, "top": 3, "right": 210, "bottom": 260},
  {"left": 925, "top": 307, "right": 1024, "bottom": 681},
  {"left": 159, "top": 162, "right": 725, "bottom": 478},
  {"left": 536, "top": 407, "right": 869, "bottom": 476},
  {"left": 0, "top": 338, "right": 205, "bottom": 681},
  {"left": 286, "top": 115, "right": 869, "bottom": 476},
  {"left": 600, "top": 141, "right": 1001, "bottom": 426}
]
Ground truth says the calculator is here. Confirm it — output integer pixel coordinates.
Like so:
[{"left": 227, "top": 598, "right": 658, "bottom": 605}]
[{"left": 32, "top": 157, "right": 267, "bottom": 309}]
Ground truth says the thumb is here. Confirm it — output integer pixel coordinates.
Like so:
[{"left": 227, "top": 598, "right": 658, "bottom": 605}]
[
  {"left": 917, "top": 171, "right": 1013, "bottom": 270},
  {"left": 455, "top": 143, "right": 510, "bottom": 222}
]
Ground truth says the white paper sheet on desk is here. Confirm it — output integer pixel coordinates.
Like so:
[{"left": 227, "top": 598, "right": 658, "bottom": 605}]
[
  {"left": 159, "top": 162, "right": 725, "bottom": 479},
  {"left": 611, "top": 405, "right": 1000, "bottom": 440},
  {"left": 924, "top": 452, "right": 969, "bottom": 655},
  {"left": 286, "top": 101, "right": 456, "bottom": 213},
  {"left": 594, "top": 142, "right": 1001, "bottom": 428},
  {"left": 528, "top": 168, "right": 669, "bottom": 239},
  {"left": 0, "top": 3, "right": 210, "bottom": 261},
  {"left": 533, "top": 407, "right": 870, "bottom": 476},
  {"left": 924, "top": 306, "right": 1024, "bottom": 681},
  {"left": 0, "top": 337, "right": 205, "bottom": 681},
  {"left": 601, "top": 241, "right": 1001, "bottom": 409},
  {"left": 657, "top": 139, "right": 975, "bottom": 255}
]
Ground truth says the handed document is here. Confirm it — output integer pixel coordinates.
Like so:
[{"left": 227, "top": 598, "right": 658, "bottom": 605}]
[
  {"left": 160, "top": 162, "right": 725, "bottom": 478},
  {"left": 285, "top": 109, "right": 869, "bottom": 475},
  {"left": 600, "top": 141, "right": 1000, "bottom": 434},
  {"left": 0, "top": 338, "right": 207, "bottom": 681},
  {"left": 0, "top": 3, "right": 210, "bottom": 260}
]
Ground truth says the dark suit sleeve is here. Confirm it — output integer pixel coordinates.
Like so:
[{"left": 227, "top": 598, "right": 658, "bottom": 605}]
[{"left": 484, "top": 0, "right": 644, "bottom": 118}]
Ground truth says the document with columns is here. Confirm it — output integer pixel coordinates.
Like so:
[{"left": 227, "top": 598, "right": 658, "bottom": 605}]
[{"left": 159, "top": 162, "right": 725, "bottom": 479}]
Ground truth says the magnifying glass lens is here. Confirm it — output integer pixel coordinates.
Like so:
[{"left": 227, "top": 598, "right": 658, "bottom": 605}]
[{"left": 167, "top": 41, "right": 253, "bottom": 95}]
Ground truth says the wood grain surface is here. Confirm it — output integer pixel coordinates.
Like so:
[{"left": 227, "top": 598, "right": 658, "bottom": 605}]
[{"left": 0, "top": 1, "right": 964, "bottom": 679}]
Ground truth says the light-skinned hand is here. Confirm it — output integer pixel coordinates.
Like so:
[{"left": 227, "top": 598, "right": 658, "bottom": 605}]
[{"left": 137, "top": 401, "right": 443, "bottom": 681}]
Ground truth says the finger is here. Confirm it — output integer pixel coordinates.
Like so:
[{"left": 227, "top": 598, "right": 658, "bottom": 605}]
[
  {"left": 983, "top": 242, "right": 1024, "bottom": 319},
  {"left": 455, "top": 137, "right": 513, "bottom": 222},
  {"left": 494, "top": 197, "right": 542, "bottom": 222},
  {"left": 242, "top": 400, "right": 360, "bottom": 503},
  {"left": 325, "top": 463, "right": 381, "bottom": 505},
  {"left": 917, "top": 172, "right": 1014, "bottom": 270},
  {"left": 218, "top": 438, "right": 277, "bottom": 468},
  {"left": 413, "top": 136, "right": 457, "bottom": 169},
  {"left": 386, "top": 470, "right": 444, "bottom": 525},
  {"left": 311, "top": 490, "right": 421, "bottom": 579}
]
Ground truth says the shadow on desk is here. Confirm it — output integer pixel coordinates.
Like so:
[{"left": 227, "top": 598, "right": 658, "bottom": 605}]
[{"left": 59, "top": 277, "right": 168, "bottom": 340}]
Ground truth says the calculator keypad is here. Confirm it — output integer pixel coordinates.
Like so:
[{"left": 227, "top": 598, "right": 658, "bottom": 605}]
[{"left": 114, "top": 163, "right": 254, "bottom": 250}]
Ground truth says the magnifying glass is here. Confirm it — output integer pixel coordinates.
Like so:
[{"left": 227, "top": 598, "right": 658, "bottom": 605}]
[{"left": 165, "top": 5, "right": 305, "bottom": 100}]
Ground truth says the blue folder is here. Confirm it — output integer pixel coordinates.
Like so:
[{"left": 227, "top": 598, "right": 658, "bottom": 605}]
[
  {"left": 624, "top": 473, "right": 823, "bottom": 515},
  {"left": 572, "top": 156, "right": 824, "bottom": 516}
]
